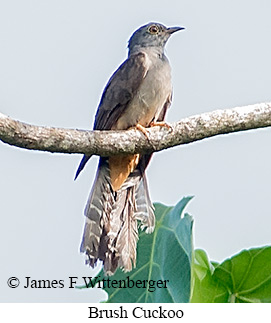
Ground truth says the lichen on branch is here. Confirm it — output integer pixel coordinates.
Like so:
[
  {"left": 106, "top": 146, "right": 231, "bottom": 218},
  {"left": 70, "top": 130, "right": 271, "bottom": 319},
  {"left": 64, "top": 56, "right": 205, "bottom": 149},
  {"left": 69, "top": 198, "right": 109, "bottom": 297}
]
[{"left": 0, "top": 102, "right": 271, "bottom": 156}]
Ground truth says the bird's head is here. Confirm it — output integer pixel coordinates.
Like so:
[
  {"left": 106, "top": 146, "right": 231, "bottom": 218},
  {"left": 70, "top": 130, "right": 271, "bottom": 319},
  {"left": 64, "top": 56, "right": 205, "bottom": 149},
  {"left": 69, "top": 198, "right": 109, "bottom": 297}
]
[{"left": 128, "top": 22, "right": 184, "bottom": 54}]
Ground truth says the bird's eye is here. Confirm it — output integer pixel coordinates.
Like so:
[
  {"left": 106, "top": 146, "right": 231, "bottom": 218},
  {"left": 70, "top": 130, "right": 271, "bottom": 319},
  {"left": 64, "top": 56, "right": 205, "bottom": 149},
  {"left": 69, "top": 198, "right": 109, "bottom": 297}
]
[{"left": 148, "top": 25, "right": 159, "bottom": 34}]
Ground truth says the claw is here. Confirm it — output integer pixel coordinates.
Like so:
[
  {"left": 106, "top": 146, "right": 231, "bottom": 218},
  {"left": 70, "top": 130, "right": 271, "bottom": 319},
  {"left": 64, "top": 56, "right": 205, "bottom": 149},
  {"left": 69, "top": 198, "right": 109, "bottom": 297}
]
[
  {"left": 149, "top": 121, "right": 173, "bottom": 131},
  {"left": 136, "top": 124, "right": 150, "bottom": 139}
]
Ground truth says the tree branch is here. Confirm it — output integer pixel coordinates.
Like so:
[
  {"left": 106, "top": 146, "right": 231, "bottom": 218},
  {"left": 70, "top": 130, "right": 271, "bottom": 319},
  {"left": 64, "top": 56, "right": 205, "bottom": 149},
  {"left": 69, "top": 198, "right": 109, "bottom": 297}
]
[{"left": 0, "top": 102, "right": 271, "bottom": 157}]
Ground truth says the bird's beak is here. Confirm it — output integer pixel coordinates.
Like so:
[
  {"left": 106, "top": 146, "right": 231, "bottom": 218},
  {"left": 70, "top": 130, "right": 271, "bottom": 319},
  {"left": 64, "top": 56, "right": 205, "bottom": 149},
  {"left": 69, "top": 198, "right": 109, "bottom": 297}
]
[{"left": 166, "top": 26, "right": 185, "bottom": 34}]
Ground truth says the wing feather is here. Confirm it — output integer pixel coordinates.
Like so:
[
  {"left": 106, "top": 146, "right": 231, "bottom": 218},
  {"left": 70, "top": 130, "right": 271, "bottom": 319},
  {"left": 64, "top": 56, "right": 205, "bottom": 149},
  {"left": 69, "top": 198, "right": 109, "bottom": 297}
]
[
  {"left": 94, "top": 52, "right": 149, "bottom": 130},
  {"left": 75, "top": 52, "right": 149, "bottom": 179}
]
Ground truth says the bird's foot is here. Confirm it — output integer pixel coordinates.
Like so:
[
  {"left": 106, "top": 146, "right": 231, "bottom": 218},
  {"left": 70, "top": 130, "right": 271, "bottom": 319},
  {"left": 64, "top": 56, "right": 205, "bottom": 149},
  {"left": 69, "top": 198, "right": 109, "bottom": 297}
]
[
  {"left": 136, "top": 123, "right": 150, "bottom": 139},
  {"left": 149, "top": 121, "right": 173, "bottom": 131}
]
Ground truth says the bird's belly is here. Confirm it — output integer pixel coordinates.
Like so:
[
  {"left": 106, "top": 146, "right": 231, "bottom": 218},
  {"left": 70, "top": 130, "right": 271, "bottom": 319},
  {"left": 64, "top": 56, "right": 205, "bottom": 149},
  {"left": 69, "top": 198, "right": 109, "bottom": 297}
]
[{"left": 115, "top": 69, "right": 171, "bottom": 129}]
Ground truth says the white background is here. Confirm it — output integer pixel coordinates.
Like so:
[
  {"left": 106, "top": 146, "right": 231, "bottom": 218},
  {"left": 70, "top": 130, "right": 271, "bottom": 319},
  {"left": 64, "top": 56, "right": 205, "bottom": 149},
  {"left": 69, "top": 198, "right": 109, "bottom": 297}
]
[{"left": 0, "top": 0, "right": 271, "bottom": 302}]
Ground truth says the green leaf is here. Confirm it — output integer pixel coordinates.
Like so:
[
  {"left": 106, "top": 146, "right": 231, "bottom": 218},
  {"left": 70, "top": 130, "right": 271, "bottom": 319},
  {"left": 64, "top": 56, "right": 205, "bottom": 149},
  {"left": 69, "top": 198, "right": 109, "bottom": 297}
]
[
  {"left": 191, "top": 246, "right": 271, "bottom": 303},
  {"left": 88, "top": 197, "right": 194, "bottom": 303},
  {"left": 214, "top": 246, "right": 271, "bottom": 303},
  {"left": 190, "top": 249, "right": 229, "bottom": 303}
]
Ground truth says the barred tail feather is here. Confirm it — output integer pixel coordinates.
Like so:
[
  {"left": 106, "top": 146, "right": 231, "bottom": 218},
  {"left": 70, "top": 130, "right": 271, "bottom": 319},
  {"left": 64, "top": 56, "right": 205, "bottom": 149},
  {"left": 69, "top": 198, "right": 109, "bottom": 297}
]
[
  {"left": 134, "top": 174, "right": 155, "bottom": 233},
  {"left": 80, "top": 158, "right": 155, "bottom": 275},
  {"left": 79, "top": 159, "right": 113, "bottom": 265}
]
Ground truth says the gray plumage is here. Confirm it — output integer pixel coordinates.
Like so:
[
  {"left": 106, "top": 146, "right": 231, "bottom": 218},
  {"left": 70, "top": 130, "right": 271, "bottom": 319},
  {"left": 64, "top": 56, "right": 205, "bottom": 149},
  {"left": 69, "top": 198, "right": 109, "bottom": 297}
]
[{"left": 76, "top": 22, "right": 183, "bottom": 275}]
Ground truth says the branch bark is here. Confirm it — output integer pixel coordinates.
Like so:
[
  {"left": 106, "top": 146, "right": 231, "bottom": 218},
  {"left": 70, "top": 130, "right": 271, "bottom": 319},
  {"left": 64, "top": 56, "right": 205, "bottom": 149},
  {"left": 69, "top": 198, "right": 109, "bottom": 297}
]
[{"left": 0, "top": 102, "right": 271, "bottom": 157}]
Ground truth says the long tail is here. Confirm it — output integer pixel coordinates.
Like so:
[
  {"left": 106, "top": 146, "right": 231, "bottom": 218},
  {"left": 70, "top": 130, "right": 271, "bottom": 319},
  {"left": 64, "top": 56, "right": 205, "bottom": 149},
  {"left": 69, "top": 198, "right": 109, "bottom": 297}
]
[{"left": 80, "top": 158, "right": 154, "bottom": 275}]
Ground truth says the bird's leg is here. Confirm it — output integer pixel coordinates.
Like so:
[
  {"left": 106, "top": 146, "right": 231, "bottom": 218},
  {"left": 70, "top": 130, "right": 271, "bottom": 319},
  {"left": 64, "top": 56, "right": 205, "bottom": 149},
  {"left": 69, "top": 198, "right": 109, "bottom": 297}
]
[
  {"left": 135, "top": 121, "right": 173, "bottom": 140},
  {"left": 136, "top": 123, "right": 150, "bottom": 138},
  {"left": 149, "top": 121, "right": 173, "bottom": 131}
]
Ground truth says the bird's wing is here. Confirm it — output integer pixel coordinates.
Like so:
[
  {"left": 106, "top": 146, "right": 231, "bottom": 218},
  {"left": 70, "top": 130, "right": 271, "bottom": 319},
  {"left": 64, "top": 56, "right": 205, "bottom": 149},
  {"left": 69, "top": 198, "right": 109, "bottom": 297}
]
[
  {"left": 94, "top": 52, "right": 149, "bottom": 130},
  {"left": 75, "top": 52, "right": 149, "bottom": 179}
]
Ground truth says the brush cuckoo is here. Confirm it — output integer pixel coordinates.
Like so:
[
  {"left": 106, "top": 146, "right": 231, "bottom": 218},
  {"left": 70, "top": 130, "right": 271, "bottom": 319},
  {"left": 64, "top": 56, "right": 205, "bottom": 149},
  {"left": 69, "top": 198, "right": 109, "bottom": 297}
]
[{"left": 75, "top": 22, "right": 184, "bottom": 275}]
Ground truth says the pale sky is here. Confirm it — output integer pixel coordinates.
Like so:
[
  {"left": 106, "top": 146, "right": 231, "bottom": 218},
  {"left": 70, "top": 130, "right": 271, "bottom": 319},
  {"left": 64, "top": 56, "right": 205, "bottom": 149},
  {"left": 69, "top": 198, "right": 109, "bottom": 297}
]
[{"left": 1, "top": 0, "right": 271, "bottom": 302}]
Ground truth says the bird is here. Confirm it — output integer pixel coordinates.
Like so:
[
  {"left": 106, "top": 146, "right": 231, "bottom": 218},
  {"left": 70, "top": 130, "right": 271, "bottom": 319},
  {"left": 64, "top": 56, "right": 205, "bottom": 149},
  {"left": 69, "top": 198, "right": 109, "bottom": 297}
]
[{"left": 75, "top": 22, "right": 184, "bottom": 275}]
